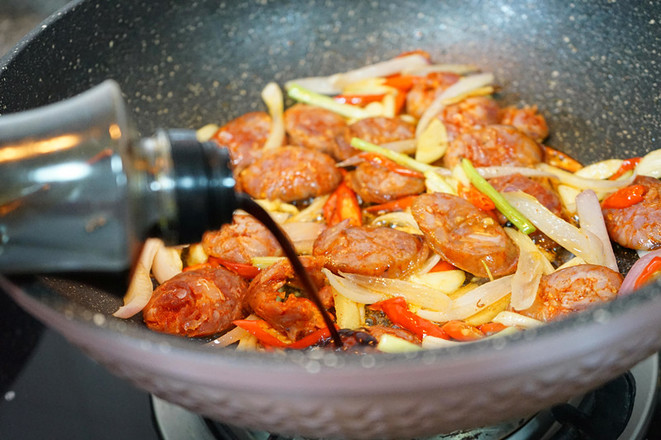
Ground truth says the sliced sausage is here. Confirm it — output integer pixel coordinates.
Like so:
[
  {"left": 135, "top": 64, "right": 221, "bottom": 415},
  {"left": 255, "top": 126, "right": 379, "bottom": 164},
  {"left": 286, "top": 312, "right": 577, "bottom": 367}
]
[
  {"left": 411, "top": 192, "right": 518, "bottom": 278},
  {"left": 489, "top": 173, "right": 563, "bottom": 219},
  {"left": 406, "top": 71, "right": 461, "bottom": 119},
  {"left": 284, "top": 103, "right": 349, "bottom": 157},
  {"left": 202, "top": 214, "right": 282, "bottom": 264},
  {"left": 520, "top": 264, "right": 623, "bottom": 322},
  {"left": 499, "top": 105, "right": 549, "bottom": 143},
  {"left": 439, "top": 96, "right": 501, "bottom": 141},
  {"left": 313, "top": 220, "right": 430, "bottom": 278},
  {"left": 349, "top": 161, "right": 425, "bottom": 204},
  {"left": 143, "top": 266, "right": 249, "bottom": 337},
  {"left": 443, "top": 124, "right": 543, "bottom": 169},
  {"left": 212, "top": 112, "right": 273, "bottom": 172},
  {"left": 247, "top": 256, "right": 329, "bottom": 340},
  {"left": 602, "top": 176, "right": 661, "bottom": 251},
  {"left": 334, "top": 116, "right": 417, "bottom": 161},
  {"left": 238, "top": 146, "right": 342, "bottom": 202}
]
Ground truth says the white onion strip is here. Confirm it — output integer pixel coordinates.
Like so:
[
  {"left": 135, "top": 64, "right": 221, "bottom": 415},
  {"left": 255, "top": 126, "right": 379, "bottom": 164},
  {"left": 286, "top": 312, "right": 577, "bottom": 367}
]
[
  {"left": 576, "top": 189, "right": 618, "bottom": 272},
  {"left": 505, "top": 228, "right": 551, "bottom": 310},
  {"left": 492, "top": 311, "right": 543, "bottom": 329},
  {"left": 416, "top": 275, "right": 513, "bottom": 322},
  {"left": 281, "top": 222, "right": 325, "bottom": 255},
  {"left": 113, "top": 238, "right": 163, "bottom": 318},
  {"left": 339, "top": 271, "right": 452, "bottom": 311},
  {"left": 152, "top": 245, "right": 182, "bottom": 284},
  {"left": 322, "top": 268, "right": 386, "bottom": 304},
  {"left": 261, "top": 82, "right": 285, "bottom": 150},
  {"left": 503, "top": 191, "right": 605, "bottom": 266},
  {"left": 404, "top": 63, "right": 479, "bottom": 76},
  {"left": 476, "top": 166, "right": 556, "bottom": 179},
  {"left": 416, "top": 73, "right": 494, "bottom": 139},
  {"left": 537, "top": 163, "right": 636, "bottom": 192}
]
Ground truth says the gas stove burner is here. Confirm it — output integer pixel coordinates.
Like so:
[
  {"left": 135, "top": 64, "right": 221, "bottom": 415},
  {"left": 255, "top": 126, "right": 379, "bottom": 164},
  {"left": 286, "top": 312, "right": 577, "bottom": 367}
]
[{"left": 151, "top": 356, "right": 658, "bottom": 440}]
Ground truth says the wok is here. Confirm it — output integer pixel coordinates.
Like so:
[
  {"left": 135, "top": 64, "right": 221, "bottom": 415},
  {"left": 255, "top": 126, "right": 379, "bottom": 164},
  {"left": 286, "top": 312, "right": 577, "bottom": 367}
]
[{"left": 1, "top": 0, "right": 660, "bottom": 438}]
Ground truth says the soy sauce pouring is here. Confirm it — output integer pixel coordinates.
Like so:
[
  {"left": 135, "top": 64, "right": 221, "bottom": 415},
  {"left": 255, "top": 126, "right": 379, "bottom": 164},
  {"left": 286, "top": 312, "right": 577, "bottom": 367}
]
[{"left": 0, "top": 80, "right": 344, "bottom": 348}]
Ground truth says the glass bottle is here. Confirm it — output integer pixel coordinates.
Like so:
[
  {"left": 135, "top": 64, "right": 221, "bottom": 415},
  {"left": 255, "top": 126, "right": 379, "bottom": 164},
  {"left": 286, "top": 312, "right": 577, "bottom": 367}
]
[{"left": 0, "top": 80, "right": 237, "bottom": 273}]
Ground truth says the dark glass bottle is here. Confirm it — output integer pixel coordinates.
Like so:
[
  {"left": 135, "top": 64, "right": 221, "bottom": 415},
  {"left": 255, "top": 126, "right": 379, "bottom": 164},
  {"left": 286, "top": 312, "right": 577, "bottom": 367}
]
[{"left": 0, "top": 81, "right": 237, "bottom": 273}]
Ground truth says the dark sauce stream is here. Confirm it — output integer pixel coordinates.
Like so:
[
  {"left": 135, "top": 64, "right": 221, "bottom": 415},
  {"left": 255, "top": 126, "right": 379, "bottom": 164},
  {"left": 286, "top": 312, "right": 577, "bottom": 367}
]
[{"left": 237, "top": 193, "right": 344, "bottom": 348}]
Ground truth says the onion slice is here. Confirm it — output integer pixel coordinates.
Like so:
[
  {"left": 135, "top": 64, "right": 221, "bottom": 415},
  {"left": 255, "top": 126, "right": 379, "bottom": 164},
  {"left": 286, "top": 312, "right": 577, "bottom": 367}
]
[
  {"left": 416, "top": 73, "right": 494, "bottom": 139},
  {"left": 619, "top": 249, "right": 661, "bottom": 295},
  {"left": 339, "top": 271, "right": 452, "bottom": 311},
  {"left": 576, "top": 189, "right": 618, "bottom": 272},
  {"left": 261, "top": 82, "right": 285, "bottom": 150},
  {"left": 152, "top": 245, "right": 183, "bottom": 284},
  {"left": 113, "top": 238, "right": 163, "bottom": 318},
  {"left": 322, "top": 268, "right": 386, "bottom": 304},
  {"left": 503, "top": 191, "right": 605, "bottom": 266},
  {"left": 505, "top": 228, "right": 551, "bottom": 310},
  {"left": 492, "top": 311, "right": 543, "bottom": 329},
  {"left": 537, "top": 163, "right": 636, "bottom": 193},
  {"left": 416, "top": 275, "right": 513, "bottom": 321},
  {"left": 476, "top": 166, "right": 556, "bottom": 179}
]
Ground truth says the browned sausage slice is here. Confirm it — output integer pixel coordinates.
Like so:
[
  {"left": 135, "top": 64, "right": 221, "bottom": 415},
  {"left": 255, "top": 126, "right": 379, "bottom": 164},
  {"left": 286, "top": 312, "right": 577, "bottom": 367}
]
[
  {"left": 489, "top": 173, "right": 563, "bottom": 219},
  {"left": 602, "top": 175, "right": 661, "bottom": 250},
  {"left": 411, "top": 192, "right": 518, "bottom": 278},
  {"left": 238, "top": 146, "right": 342, "bottom": 202},
  {"left": 439, "top": 96, "right": 500, "bottom": 141},
  {"left": 520, "top": 264, "right": 623, "bottom": 322},
  {"left": 212, "top": 111, "right": 273, "bottom": 172},
  {"left": 202, "top": 214, "right": 282, "bottom": 264},
  {"left": 313, "top": 221, "right": 430, "bottom": 278},
  {"left": 443, "top": 124, "right": 543, "bottom": 169},
  {"left": 334, "top": 116, "right": 416, "bottom": 160},
  {"left": 405, "top": 72, "right": 461, "bottom": 119},
  {"left": 284, "top": 103, "right": 349, "bottom": 157},
  {"left": 349, "top": 161, "right": 425, "bottom": 204},
  {"left": 143, "top": 266, "right": 249, "bottom": 337}
]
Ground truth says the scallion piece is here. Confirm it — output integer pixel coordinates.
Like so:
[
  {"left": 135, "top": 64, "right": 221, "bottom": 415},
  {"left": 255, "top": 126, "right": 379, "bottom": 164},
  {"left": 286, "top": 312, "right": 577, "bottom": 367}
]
[
  {"left": 350, "top": 137, "right": 437, "bottom": 174},
  {"left": 461, "top": 158, "right": 536, "bottom": 235},
  {"left": 286, "top": 84, "right": 370, "bottom": 119}
]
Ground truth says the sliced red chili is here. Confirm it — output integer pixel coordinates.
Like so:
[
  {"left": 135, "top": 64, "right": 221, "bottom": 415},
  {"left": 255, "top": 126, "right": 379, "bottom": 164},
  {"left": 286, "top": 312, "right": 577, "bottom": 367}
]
[
  {"left": 288, "top": 327, "right": 335, "bottom": 349},
  {"left": 233, "top": 319, "right": 291, "bottom": 348},
  {"left": 634, "top": 256, "right": 661, "bottom": 290},
  {"left": 365, "top": 195, "right": 417, "bottom": 213},
  {"left": 323, "top": 181, "right": 362, "bottom": 226},
  {"left": 334, "top": 93, "right": 385, "bottom": 106},
  {"left": 458, "top": 182, "right": 496, "bottom": 212},
  {"left": 609, "top": 157, "right": 641, "bottom": 180},
  {"left": 209, "top": 257, "right": 261, "bottom": 279},
  {"left": 543, "top": 146, "right": 583, "bottom": 173},
  {"left": 441, "top": 321, "right": 485, "bottom": 342},
  {"left": 370, "top": 297, "right": 449, "bottom": 340},
  {"left": 601, "top": 184, "right": 648, "bottom": 209},
  {"left": 358, "top": 152, "right": 425, "bottom": 179},
  {"left": 478, "top": 322, "right": 508, "bottom": 336},
  {"left": 429, "top": 260, "right": 458, "bottom": 272},
  {"left": 396, "top": 49, "right": 432, "bottom": 61},
  {"left": 383, "top": 74, "right": 418, "bottom": 92}
]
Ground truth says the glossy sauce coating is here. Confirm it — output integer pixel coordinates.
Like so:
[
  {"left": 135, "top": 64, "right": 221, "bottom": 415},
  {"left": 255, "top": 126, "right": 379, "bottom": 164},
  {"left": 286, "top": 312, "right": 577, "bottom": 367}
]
[
  {"left": 284, "top": 103, "right": 349, "bottom": 158},
  {"left": 238, "top": 146, "right": 342, "bottom": 202},
  {"left": 443, "top": 124, "right": 543, "bottom": 169},
  {"left": 212, "top": 111, "right": 273, "bottom": 172},
  {"left": 602, "top": 175, "right": 661, "bottom": 250},
  {"left": 411, "top": 192, "right": 518, "bottom": 278},
  {"left": 335, "top": 116, "right": 416, "bottom": 160},
  {"left": 313, "top": 220, "right": 430, "bottom": 278},
  {"left": 349, "top": 161, "right": 425, "bottom": 204},
  {"left": 143, "top": 266, "right": 249, "bottom": 337},
  {"left": 202, "top": 214, "right": 282, "bottom": 264},
  {"left": 520, "top": 264, "right": 623, "bottom": 322},
  {"left": 247, "top": 256, "right": 331, "bottom": 340}
]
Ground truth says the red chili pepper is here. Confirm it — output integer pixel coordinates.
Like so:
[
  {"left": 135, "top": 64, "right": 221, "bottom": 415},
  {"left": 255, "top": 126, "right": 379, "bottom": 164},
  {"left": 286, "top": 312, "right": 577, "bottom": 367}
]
[
  {"left": 609, "top": 157, "right": 641, "bottom": 180},
  {"left": 543, "top": 146, "right": 583, "bottom": 173},
  {"left": 429, "top": 260, "right": 458, "bottom": 272},
  {"left": 358, "top": 152, "right": 425, "bottom": 179},
  {"left": 333, "top": 93, "right": 385, "bottom": 106},
  {"left": 323, "top": 181, "right": 362, "bottom": 227},
  {"left": 233, "top": 319, "right": 333, "bottom": 349},
  {"left": 458, "top": 182, "right": 496, "bottom": 212},
  {"left": 365, "top": 195, "right": 417, "bottom": 213},
  {"left": 441, "top": 321, "right": 485, "bottom": 342},
  {"left": 370, "top": 297, "right": 449, "bottom": 340},
  {"left": 383, "top": 74, "right": 418, "bottom": 92},
  {"left": 634, "top": 256, "right": 661, "bottom": 290},
  {"left": 601, "top": 184, "right": 648, "bottom": 209},
  {"left": 393, "top": 89, "right": 408, "bottom": 115},
  {"left": 478, "top": 322, "right": 508, "bottom": 336},
  {"left": 233, "top": 319, "right": 291, "bottom": 348},
  {"left": 209, "top": 257, "right": 261, "bottom": 279}
]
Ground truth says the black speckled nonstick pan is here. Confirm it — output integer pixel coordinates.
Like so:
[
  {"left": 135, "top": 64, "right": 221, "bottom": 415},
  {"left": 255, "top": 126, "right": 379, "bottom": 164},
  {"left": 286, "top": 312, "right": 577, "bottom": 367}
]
[{"left": 1, "top": 1, "right": 660, "bottom": 438}]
